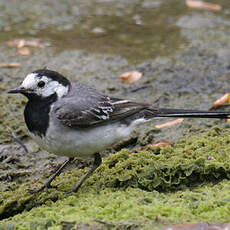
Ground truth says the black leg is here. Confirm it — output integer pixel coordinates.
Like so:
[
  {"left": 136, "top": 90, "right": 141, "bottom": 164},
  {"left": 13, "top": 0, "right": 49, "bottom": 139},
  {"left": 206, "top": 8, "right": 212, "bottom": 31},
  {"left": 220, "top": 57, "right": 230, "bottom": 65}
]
[
  {"left": 30, "top": 157, "right": 74, "bottom": 194},
  {"left": 69, "top": 153, "right": 102, "bottom": 193}
]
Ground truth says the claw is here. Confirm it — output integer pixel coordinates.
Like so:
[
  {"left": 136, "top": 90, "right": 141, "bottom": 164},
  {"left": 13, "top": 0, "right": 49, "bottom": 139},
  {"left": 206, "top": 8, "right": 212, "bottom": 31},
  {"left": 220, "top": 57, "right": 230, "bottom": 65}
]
[{"left": 28, "top": 158, "right": 73, "bottom": 194}]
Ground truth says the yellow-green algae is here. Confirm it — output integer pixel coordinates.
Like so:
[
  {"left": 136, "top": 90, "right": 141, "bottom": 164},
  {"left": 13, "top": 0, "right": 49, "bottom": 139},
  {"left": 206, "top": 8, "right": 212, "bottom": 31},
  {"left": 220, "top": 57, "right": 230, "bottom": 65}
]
[
  {"left": 1, "top": 127, "right": 230, "bottom": 229},
  {"left": 0, "top": 82, "right": 28, "bottom": 143}
]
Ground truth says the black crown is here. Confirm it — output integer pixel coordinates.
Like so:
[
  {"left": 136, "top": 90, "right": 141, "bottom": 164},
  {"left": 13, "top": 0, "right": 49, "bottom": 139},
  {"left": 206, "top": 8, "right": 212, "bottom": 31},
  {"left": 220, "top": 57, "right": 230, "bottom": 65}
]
[{"left": 33, "top": 69, "right": 70, "bottom": 86}]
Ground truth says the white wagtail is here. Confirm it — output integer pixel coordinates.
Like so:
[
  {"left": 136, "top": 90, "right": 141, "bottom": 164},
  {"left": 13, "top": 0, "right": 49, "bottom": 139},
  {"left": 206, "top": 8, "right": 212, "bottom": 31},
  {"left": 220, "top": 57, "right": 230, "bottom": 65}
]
[{"left": 8, "top": 69, "right": 230, "bottom": 193}]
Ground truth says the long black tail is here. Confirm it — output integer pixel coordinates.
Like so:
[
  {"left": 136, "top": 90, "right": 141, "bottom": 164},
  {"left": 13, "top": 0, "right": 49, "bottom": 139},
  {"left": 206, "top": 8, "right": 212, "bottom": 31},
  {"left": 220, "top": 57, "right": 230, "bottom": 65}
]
[{"left": 150, "top": 108, "right": 230, "bottom": 119}]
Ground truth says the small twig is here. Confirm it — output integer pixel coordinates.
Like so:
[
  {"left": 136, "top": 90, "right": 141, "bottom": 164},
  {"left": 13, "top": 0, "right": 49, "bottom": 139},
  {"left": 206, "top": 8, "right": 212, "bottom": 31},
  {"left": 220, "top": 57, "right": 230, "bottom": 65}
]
[
  {"left": 7, "top": 126, "right": 28, "bottom": 155},
  {"left": 2, "top": 155, "right": 15, "bottom": 164},
  {"left": 4, "top": 105, "right": 28, "bottom": 155}
]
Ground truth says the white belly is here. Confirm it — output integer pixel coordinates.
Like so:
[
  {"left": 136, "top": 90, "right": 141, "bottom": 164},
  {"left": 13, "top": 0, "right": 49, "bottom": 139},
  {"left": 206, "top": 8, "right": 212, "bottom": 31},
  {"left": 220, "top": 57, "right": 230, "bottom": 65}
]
[{"left": 30, "top": 119, "right": 133, "bottom": 158}]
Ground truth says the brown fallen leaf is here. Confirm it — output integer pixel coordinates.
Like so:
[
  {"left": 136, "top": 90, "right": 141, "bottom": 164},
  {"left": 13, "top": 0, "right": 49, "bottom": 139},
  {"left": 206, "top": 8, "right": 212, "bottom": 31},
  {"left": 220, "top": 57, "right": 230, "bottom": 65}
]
[
  {"left": 18, "top": 47, "right": 31, "bottom": 56},
  {"left": 155, "top": 118, "right": 184, "bottom": 129},
  {"left": 120, "top": 71, "right": 143, "bottom": 84},
  {"left": 6, "top": 39, "right": 47, "bottom": 56},
  {"left": 139, "top": 141, "right": 173, "bottom": 150},
  {"left": 210, "top": 93, "right": 230, "bottom": 110},
  {"left": 17, "top": 39, "right": 25, "bottom": 48},
  {"left": 0, "top": 63, "right": 21, "bottom": 68},
  {"left": 6, "top": 39, "right": 47, "bottom": 48},
  {"left": 186, "top": 0, "right": 222, "bottom": 11}
]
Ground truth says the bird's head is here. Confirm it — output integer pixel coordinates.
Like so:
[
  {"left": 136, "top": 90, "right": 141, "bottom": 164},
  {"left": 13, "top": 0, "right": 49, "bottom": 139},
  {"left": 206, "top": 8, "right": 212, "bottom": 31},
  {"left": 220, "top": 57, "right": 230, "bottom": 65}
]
[{"left": 8, "top": 69, "right": 70, "bottom": 100}]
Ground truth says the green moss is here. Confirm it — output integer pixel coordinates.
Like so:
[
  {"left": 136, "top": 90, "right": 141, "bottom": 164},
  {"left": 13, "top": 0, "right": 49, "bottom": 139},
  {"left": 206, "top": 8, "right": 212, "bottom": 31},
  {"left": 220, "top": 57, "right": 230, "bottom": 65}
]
[
  {"left": 1, "top": 182, "right": 230, "bottom": 229},
  {"left": 1, "top": 127, "right": 230, "bottom": 229},
  {"left": 94, "top": 127, "right": 230, "bottom": 192},
  {"left": 0, "top": 82, "right": 28, "bottom": 143}
]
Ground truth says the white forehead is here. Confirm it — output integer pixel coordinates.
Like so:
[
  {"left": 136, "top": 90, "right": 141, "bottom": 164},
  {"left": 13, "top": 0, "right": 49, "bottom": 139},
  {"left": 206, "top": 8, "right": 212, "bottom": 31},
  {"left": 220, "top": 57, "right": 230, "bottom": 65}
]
[
  {"left": 22, "top": 72, "right": 69, "bottom": 98},
  {"left": 22, "top": 73, "right": 49, "bottom": 88}
]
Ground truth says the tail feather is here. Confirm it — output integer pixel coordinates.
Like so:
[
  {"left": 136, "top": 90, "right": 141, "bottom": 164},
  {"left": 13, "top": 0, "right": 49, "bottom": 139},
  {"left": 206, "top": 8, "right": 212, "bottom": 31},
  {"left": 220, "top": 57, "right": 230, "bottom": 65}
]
[{"left": 146, "top": 108, "right": 230, "bottom": 119}]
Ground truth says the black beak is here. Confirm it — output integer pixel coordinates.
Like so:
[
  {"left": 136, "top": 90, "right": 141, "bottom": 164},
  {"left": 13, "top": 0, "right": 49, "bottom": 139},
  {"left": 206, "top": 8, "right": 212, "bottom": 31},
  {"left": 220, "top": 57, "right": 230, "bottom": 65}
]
[{"left": 8, "top": 86, "right": 27, "bottom": 94}]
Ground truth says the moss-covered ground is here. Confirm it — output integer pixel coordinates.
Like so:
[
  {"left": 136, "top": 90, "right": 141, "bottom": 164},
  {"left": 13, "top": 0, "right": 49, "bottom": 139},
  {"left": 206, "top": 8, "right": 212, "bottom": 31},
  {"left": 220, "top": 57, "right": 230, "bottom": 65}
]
[
  {"left": 1, "top": 127, "right": 230, "bottom": 229},
  {"left": 0, "top": 82, "right": 28, "bottom": 143}
]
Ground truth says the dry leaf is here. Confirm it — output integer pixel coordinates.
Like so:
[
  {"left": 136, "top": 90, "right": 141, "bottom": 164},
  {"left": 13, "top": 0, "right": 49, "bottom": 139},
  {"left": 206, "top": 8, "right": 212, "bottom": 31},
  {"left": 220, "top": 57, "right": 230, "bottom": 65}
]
[
  {"left": 18, "top": 47, "right": 31, "bottom": 55},
  {"left": 120, "top": 71, "right": 143, "bottom": 84},
  {"left": 210, "top": 93, "right": 230, "bottom": 123},
  {"left": 186, "top": 0, "right": 222, "bottom": 11},
  {"left": 17, "top": 39, "right": 25, "bottom": 48},
  {"left": 155, "top": 118, "right": 184, "bottom": 129},
  {"left": 210, "top": 93, "right": 230, "bottom": 110},
  {"left": 0, "top": 63, "right": 21, "bottom": 68},
  {"left": 6, "top": 39, "right": 47, "bottom": 48}
]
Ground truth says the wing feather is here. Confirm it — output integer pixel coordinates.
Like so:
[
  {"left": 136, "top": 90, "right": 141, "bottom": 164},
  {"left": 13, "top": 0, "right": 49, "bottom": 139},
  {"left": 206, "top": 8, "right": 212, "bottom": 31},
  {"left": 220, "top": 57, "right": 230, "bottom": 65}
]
[{"left": 54, "top": 83, "right": 149, "bottom": 128}]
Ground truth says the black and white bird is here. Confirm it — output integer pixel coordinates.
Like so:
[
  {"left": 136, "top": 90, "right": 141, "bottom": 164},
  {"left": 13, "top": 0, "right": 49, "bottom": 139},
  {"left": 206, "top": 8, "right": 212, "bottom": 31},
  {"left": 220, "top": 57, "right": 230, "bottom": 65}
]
[{"left": 8, "top": 69, "right": 230, "bottom": 193}]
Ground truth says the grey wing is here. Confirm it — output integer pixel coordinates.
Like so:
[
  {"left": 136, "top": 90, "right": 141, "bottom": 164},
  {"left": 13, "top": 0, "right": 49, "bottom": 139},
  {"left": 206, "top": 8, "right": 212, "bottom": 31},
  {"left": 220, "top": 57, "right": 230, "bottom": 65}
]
[{"left": 54, "top": 83, "right": 150, "bottom": 128}]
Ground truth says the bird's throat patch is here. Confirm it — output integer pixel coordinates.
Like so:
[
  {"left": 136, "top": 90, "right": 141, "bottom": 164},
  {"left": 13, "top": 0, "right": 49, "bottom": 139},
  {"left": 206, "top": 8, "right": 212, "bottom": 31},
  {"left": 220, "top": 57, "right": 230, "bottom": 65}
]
[{"left": 24, "top": 93, "right": 57, "bottom": 137}]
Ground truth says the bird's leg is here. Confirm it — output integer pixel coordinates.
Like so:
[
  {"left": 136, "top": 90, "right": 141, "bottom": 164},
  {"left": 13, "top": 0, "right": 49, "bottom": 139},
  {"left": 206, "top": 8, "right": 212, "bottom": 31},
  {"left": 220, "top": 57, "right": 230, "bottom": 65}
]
[
  {"left": 30, "top": 157, "right": 74, "bottom": 194},
  {"left": 68, "top": 153, "right": 102, "bottom": 193}
]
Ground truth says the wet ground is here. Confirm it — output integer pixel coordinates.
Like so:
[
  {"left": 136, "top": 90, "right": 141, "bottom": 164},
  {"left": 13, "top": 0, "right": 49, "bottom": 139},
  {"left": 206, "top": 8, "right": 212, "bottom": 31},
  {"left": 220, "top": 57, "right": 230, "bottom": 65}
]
[{"left": 1, "top": 0, "right": 230, "bottom": 229}]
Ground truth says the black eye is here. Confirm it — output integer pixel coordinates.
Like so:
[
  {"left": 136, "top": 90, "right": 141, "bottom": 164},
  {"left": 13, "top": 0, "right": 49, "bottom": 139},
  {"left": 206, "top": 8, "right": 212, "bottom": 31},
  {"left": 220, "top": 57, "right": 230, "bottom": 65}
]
[{"left": 37, "top": 81, "right": 45, "bottom": 88}]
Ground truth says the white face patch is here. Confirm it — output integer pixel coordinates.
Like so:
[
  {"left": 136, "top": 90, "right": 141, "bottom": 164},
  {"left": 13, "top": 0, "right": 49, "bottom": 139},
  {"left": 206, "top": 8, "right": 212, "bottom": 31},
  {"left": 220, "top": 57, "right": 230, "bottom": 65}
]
[
  {"left": 21, "top": 73, "right": 39, "bottom": 90},
  {"left": 21, "top": 72, "right": 69, "bottom": 98}
]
